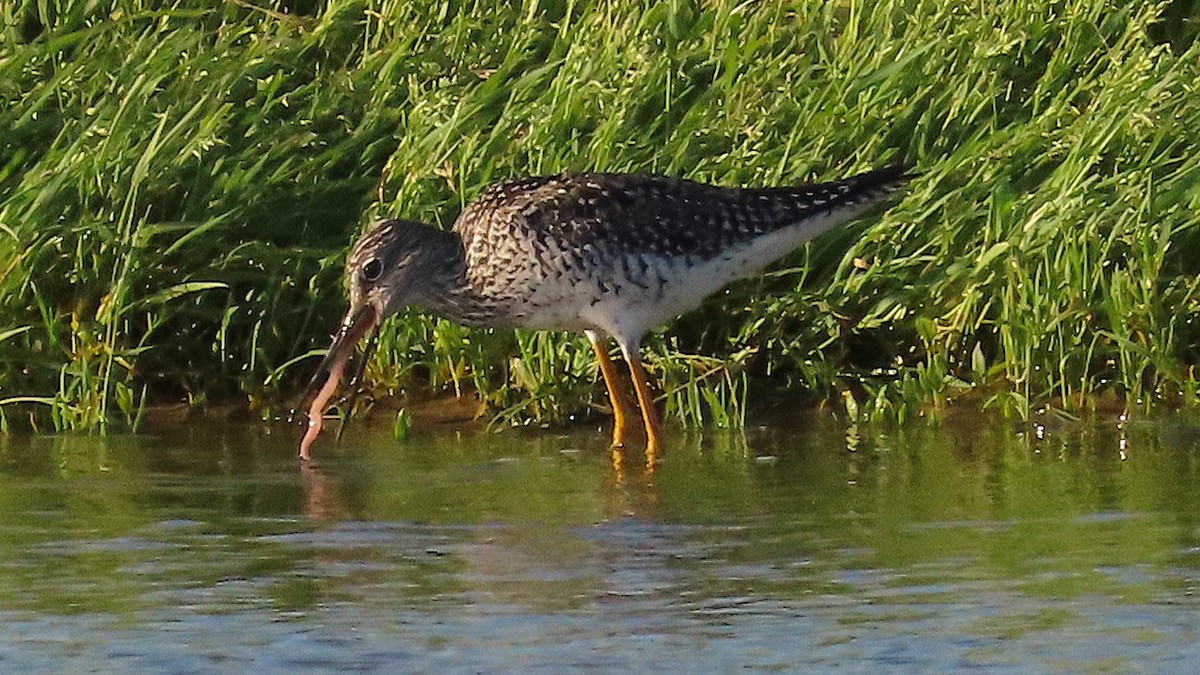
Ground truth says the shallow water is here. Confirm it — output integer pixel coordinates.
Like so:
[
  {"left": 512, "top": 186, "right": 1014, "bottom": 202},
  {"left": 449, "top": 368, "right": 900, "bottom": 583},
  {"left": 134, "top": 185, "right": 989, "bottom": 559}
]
[{"left": 1, "top": 413, "right": 1200, "bottom": 673}]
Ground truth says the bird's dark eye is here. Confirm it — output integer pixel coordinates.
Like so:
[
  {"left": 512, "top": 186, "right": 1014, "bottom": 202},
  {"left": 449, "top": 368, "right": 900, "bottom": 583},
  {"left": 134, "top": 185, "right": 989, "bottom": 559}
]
[{"left": 362, "top": 259, "right": 383, "bottom": 282}]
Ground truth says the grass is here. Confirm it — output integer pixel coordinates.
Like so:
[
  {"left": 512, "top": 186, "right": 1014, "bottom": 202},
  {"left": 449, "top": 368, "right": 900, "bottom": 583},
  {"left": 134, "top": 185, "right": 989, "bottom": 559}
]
[{"left": 1, "top": 0, "right": 1199, "bottom": 432}]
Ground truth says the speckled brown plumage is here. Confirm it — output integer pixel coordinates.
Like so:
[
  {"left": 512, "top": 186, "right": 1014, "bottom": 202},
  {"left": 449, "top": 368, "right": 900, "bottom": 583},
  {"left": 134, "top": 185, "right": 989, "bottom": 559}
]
[{"left": 459, "top": 168, "right": 902, "bottom": 263}]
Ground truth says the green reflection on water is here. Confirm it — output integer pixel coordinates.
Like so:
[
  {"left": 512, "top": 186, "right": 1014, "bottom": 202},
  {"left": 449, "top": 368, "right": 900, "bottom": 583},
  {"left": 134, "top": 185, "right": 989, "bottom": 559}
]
[{"left": 0, "top": 412, "right": 1196, "bottom": 653}]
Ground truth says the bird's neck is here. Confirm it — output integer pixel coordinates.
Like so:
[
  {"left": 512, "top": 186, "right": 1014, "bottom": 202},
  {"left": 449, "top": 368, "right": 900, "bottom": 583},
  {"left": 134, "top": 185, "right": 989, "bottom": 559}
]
[{"left": 412, "top": 229, "right": 505, "bottom": 327}]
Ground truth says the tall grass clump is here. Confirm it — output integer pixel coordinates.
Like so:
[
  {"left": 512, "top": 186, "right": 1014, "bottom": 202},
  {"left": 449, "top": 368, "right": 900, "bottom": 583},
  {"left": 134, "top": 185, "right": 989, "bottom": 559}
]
[{"left": 1, "top": 0, "right": 1198, "bottom": 432}]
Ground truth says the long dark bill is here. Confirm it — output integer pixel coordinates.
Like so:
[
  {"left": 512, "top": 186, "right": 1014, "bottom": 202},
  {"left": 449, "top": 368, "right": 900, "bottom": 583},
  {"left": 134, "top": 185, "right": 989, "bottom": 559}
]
[
  {"left": 335, "top": 332, "right": 378, "bottom": 441},
  {"left": 300, "top": 305, "right": 378, "bottom": 412},
  {"left": 297, "top": 305, "right": 379, "bottom": 460}
]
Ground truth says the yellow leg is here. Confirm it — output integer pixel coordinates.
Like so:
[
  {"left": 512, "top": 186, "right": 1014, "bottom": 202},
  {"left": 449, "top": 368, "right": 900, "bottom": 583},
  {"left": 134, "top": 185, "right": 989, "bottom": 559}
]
[
  {"left": 610, "top": 446, "right": 626, "bottom": 486},
  {"left": 587, "top": 331, "right": 635, "bottom": 448},
  {"left": 623, "top": 349, "right": 662, "bottom": 465}
]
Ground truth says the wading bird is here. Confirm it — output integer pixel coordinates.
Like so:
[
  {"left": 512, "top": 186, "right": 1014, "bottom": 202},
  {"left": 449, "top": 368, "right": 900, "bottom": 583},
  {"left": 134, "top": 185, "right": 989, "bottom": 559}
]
[{"left": 298, "top": 166, "right": 912, "bottom": 461}]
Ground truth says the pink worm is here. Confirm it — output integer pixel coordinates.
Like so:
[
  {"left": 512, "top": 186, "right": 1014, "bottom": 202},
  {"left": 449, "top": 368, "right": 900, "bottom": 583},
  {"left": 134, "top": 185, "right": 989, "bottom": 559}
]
[{"left": 298, "top": 359, "right": 346, "bottom": 461}]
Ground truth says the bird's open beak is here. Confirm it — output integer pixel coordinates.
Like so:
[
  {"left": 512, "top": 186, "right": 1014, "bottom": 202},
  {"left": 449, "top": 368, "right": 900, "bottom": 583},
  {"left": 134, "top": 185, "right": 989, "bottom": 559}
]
[{"left": 301, "top": 304, "right": 379, "bottom": 406}]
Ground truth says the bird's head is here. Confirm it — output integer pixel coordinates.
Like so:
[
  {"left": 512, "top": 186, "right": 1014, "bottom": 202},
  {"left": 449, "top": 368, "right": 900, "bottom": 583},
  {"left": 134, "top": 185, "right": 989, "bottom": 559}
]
[
  {"left": 346, "top": 219, "right": 449, "bottom": 323},
  {"left": 300, "top": 219, "right": 452, "bottom": 409}
]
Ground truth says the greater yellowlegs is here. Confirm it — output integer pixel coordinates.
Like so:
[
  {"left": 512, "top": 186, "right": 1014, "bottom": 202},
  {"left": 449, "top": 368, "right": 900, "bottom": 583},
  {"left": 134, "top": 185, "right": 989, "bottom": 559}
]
[{"left": 299, "top": 166, "right": 913, "bottom": 460}]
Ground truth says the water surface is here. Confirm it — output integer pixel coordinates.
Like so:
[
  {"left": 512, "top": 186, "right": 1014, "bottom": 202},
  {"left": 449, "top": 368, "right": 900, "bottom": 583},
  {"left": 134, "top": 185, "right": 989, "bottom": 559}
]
[{"left": 1, "top": 413, "right": 1199, "bottom": 672}]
